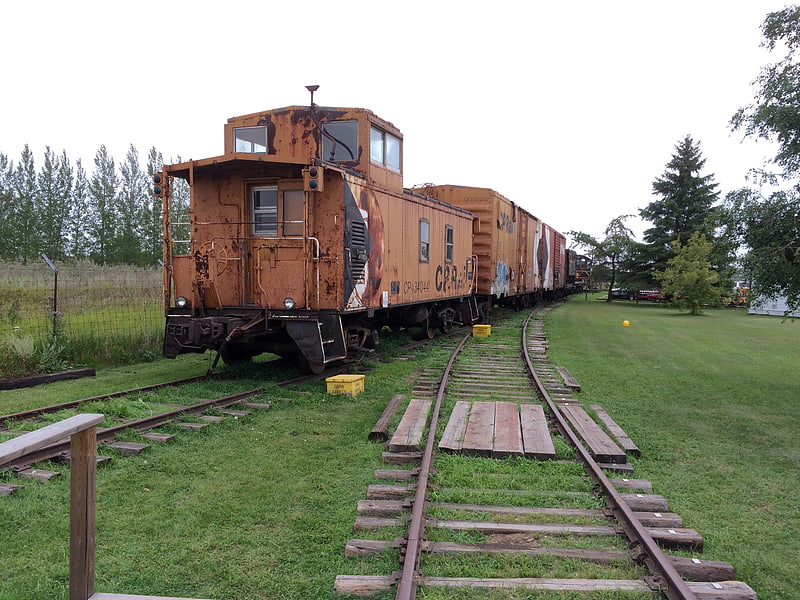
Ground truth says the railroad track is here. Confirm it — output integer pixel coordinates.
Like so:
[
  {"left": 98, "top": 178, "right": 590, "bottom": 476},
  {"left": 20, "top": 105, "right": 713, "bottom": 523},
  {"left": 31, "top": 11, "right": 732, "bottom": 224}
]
[
  {"left": 335, "top": 308, "right": 758, "bottom": 600},
  {"left": 0, "top": 382, "right": 270, "bottom": 494}
]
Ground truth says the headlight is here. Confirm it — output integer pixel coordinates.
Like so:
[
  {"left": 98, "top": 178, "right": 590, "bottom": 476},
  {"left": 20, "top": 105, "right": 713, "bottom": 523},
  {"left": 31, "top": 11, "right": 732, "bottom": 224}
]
[
  {"left": 176, "top": 296, "right": 188, "bottom": 308},
  {"left": 283, "top": 297, "right": 295, "bottom": 309}
]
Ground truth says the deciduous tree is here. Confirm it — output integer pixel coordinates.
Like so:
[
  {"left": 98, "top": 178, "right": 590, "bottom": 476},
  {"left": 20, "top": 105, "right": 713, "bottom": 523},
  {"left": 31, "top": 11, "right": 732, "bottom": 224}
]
[{"left": 655, "top": 231, "right": 723, "bottom": 315}]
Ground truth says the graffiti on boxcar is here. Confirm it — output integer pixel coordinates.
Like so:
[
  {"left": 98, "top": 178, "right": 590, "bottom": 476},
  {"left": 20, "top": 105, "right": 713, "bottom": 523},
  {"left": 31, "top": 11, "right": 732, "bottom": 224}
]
[
  {"left": 498, "top": 211, "right": 515, "bottom": 233},
  {"left": 492, "top": 261, "right": 509, "bottom": 295}
]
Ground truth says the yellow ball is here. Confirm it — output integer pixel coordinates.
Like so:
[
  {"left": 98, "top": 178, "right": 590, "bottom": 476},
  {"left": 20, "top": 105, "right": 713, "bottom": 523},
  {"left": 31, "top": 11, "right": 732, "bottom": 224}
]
[{"left": 622, "top": 320, "right": 630, "bottom": 327}]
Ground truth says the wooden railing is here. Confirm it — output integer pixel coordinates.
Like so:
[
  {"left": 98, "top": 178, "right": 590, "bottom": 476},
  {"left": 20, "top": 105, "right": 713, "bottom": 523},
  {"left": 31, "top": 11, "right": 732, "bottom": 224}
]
[{"left": 0, "top": 414, "right": 212, "bottom": 600}]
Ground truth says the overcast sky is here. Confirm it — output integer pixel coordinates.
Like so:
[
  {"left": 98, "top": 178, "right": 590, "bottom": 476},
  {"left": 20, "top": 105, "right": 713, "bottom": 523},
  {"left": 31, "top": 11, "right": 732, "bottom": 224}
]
[{"left": 1, "top": 1, "right": 791, "bottom": 243}]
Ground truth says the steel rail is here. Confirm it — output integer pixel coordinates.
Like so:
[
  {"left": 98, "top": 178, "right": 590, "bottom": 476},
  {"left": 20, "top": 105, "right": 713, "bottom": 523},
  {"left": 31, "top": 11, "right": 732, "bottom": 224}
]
[
  {"left": 0, "top": 387, "right": 263, "bottom": 470},
  {"left": 395, "top": 332, "right": 471, "bottom": 600},
  {"left": 520, "top": 313, "right": 697, "bottom": 600},
  {"left": 0, "top": 375, "right": 210, "bottom": 425}
]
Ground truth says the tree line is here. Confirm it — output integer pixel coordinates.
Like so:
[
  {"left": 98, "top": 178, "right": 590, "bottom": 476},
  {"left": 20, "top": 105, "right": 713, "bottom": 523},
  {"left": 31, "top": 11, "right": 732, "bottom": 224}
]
[
  {"left": 0, "top": 144, "right": 188, "bottom": 266},
  {"left": 572, "top": 5, "right": 800, "bottom": 315}
]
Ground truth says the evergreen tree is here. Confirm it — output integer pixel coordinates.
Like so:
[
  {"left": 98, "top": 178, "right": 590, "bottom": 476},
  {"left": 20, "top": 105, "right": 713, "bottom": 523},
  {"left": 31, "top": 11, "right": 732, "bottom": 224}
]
[
  {"left": 38, "top": 147, "right": 72, "bottom": 261},
  {"left": 0, "top": 152, "right": 12, "bottom": 260},
  {"left": 144, "top": 147, "right": 165, "bottom": 264},
  {"left": 114, "top": 144, "right": 146, "bottom": 264},
  {"left": 655, "top": 231, "right": 724, "bottom": 315},
  {"left": 11, "top": 145, "right": 38, "bottom": 263},
  {"left": 635, "top": 135, "right": 723, "bottom": 286},
  {"left": 67, "top": 159, "right": 93, "bottom": 260},
  {"left": 88, "top": 145, "right": 118, "bottom": 265}
]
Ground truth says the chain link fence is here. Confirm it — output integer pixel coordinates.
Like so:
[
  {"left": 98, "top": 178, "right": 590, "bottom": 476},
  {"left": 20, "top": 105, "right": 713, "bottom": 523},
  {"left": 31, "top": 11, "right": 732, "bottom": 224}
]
[{"left": 0, "top": 261, "right": 164, "bottom": 378}]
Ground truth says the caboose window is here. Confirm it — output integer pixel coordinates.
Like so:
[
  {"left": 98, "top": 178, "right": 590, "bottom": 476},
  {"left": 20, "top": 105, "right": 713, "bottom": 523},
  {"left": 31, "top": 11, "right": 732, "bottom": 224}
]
[
  {"left": 322, "top": 120, "right": 358, "bottom": 162},
  {"left": 370, "top": 126, "right": 401, "bottom": 171},
  {"left": 420, "top": 220, "right": 430, "bottom": 262},
  {"left": 282, "top": 190, "right": 304, "bottom": 236},
  {"left": 252, "top": 186, "right": 278, "bottom": 235},
  {"left": 445, "top": 225, "right": 454, "bottom": 263},
  {"left": 234, "top": 126, "right": 267, "bottom": 153}
]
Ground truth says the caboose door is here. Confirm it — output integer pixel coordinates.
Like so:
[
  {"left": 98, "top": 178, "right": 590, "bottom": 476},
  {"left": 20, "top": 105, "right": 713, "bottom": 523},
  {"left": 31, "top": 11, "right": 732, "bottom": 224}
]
[{"left": 246, "top": 185, "right": 309, "bottom": 309}]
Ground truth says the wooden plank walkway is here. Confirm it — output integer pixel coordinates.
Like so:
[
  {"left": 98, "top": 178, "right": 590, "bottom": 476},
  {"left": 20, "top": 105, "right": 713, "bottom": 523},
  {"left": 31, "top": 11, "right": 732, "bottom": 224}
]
[
  {"left": 388, "top": 398, "right": 432, "bottom": 452},
  {"left": 559, "top": 404, "right": 627, "bottom": 463},
  {"left": 439, "top": 402, "right": 555, "bottom": 460},
  {"left": 589, "top": 404, "right": 641, "bottom": 457}
]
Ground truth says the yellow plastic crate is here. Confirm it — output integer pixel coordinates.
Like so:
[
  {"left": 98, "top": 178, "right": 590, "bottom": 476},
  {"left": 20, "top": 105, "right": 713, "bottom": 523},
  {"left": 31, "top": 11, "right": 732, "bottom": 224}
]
[
  {"left": 472, "top": 324, "right": 492, "bottom": 337},
  {"left": 325, "top": 374, "right": 365, "bottom": 396}
]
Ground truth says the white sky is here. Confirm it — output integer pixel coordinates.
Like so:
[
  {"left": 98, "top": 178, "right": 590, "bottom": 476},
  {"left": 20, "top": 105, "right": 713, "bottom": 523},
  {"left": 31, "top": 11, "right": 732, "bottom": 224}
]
[{"left": 0, "top": 0, "right": 790, "bottom": 243}]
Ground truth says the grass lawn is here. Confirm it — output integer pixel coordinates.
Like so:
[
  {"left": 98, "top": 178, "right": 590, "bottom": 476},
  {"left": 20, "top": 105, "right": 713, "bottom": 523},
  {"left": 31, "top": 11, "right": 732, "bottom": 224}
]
[
  {"left": 0, "top": 303, "right": 796, "bottom": 599},
  {"left": 546, "top": 295, "right": 799, "bottom": 600}
]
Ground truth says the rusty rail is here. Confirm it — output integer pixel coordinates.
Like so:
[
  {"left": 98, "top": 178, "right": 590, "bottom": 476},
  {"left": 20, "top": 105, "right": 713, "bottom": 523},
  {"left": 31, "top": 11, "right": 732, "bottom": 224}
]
[
  {"left": 0, "top": 374, "right": 210, "bottom": 425},
  {"left": 520, "top": 313, "right": 698, "bottom": 600},
  {"left": 0, "top": 387, "right": 263, "bottom": 471},
  {"left": 395, "top": 333, "right": 471, "bottom": 600}
]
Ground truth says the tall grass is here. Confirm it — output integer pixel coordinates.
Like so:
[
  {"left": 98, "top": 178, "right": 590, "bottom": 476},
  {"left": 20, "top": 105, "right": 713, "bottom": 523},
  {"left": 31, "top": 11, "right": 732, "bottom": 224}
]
[{"left": 0, "top": 262, "right": 163, "bottom": 377}]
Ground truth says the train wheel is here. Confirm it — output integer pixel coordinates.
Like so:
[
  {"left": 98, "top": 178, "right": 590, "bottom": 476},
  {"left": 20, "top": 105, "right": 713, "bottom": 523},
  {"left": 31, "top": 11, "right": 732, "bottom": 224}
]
[
  {"left": 307, "top": 360, "right": 325, "bottom": 375},
  {"left": 422, "top": 316, "right": 436, "bottom": 339},
  {"left": 220, "top": 344, "right": 254, "bottom": 365}
]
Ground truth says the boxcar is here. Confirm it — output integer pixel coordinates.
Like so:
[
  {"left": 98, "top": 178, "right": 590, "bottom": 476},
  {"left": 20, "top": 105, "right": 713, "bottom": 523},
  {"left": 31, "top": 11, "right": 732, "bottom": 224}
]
[
  {"left": 160, "top": 104, "right": 477, "bottom": 372},
  {"left": 414, "top": 185, "right": 568, "bottom": 311}
]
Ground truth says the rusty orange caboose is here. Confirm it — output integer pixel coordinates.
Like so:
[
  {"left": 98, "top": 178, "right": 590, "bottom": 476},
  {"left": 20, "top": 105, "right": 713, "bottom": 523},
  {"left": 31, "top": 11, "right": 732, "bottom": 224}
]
[{"left": 159, "top": 101, "right": 478, "bottom": 372}]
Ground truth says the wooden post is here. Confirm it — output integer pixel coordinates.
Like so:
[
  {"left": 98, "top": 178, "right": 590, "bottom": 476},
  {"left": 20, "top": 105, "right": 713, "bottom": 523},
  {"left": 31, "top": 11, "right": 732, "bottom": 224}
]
[{"left": 69, "top": 425, "right": 97, "bottom": 600}]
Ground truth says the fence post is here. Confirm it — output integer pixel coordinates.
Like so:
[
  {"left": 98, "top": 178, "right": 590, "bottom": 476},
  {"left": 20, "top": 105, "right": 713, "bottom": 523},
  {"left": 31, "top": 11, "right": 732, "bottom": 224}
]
[
  {"left": 41, "top": 253, "right": 59, "bottom": 338},
  {"left": 69, "top": 425, "right": 96, "bottom": 600}
]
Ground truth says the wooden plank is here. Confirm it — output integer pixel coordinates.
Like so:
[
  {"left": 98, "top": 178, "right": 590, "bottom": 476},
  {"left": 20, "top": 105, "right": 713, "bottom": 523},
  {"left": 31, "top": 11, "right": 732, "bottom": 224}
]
[
  {"left": 369, "top": 394, "right": 405, "bottom": 442},
  {"left": 555, "top": 366, "right": 581, "bottom": 392},
  {"left": 461, "top": 401, "right": 495, "bottom": 457},
  {"left": 589, "top": 404, "right": 641, "bottom": 456},
  {"left": 0, "top": 367, "right": 96, "bottom": 390},
  {"left": 425, "top": 541, "right": 628, "bottom": 564},
  {"left": 333, "top": 575, "right": 393, "bottom": 595},
  {"left": 356, "top": 499, "right": 406, "bottom": 516},
  {"left": 344, "top": 538, "right": 397, "bottom": 558},
  {"left": 432, "top": 519, "right": 616, "bottom": 536},
  {"left": 422, "top": 577, "right": 648, "bottom": 593},
  {"left": 388, "top": 398, "right": 432, "bottom": 452},
  {"left": 105, "top": 442, "right": 150, "bottom": 456},
  {"left": 611, "top": 478, "right": 652, "bottom": 492},
  {"left": 559, "top": 404, "right": 626, "bottom": 463},
  {"left": 366, "top": 484, "right": 414, "bottom": 499},
  {"left": 621, "top": 493, "right": 669, "bottom": 512},
  {"left": 0, "top": 482, "right": 24, "bottom": 496},
  {"left": 373, "top": 468, "right": 416, "bottom": 481},
  {"left": 438, "top": 401, "right": 470, "bottom": 452},
  {"left": 519, "top": 404, "right": 555, "bottom": 460},
  {"left": 0, "top": 413, "right": 104, "bottom": 467},
  {"left": 70, "top": 426, "right": 96, "bottom": 600},
  {"left": 492, "top": 402, "right": 523, "bottom": 458},
  {"left": 687, "top": 581, "right": 758, "bottom": 600},
  {"left": 89, "top": 594, "right": 215, "bottom": 600}
]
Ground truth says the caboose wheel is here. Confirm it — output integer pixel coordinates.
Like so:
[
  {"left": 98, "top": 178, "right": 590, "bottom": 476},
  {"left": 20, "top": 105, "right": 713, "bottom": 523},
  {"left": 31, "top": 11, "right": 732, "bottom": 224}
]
[
  {"left": 421, "top": 316, "right": 436, "bottom": 339},
  {"left": 307, "top": 359, "right": 325, "bottom": 374},
  {"left": 220, "top": 344, "right": 254, "bottom": 365}
]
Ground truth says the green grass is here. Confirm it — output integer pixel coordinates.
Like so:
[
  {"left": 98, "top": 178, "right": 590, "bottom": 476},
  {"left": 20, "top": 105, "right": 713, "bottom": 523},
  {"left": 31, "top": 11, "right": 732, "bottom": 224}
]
[
  {"left": 546, "top": 296, "right": 799, "bottom": 600},
  {"left": 1, "top": 303, "right": 797, "bottom": 599}
]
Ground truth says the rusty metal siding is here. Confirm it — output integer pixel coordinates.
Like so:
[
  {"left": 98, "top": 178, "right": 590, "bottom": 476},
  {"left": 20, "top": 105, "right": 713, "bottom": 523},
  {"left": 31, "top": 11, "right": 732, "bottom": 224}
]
[
  {"left": 338, "top": 178, "right": 474, "bottom": 311},
  {"left": 415, "top": 185, "right": 517, "bottom": 299}
]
